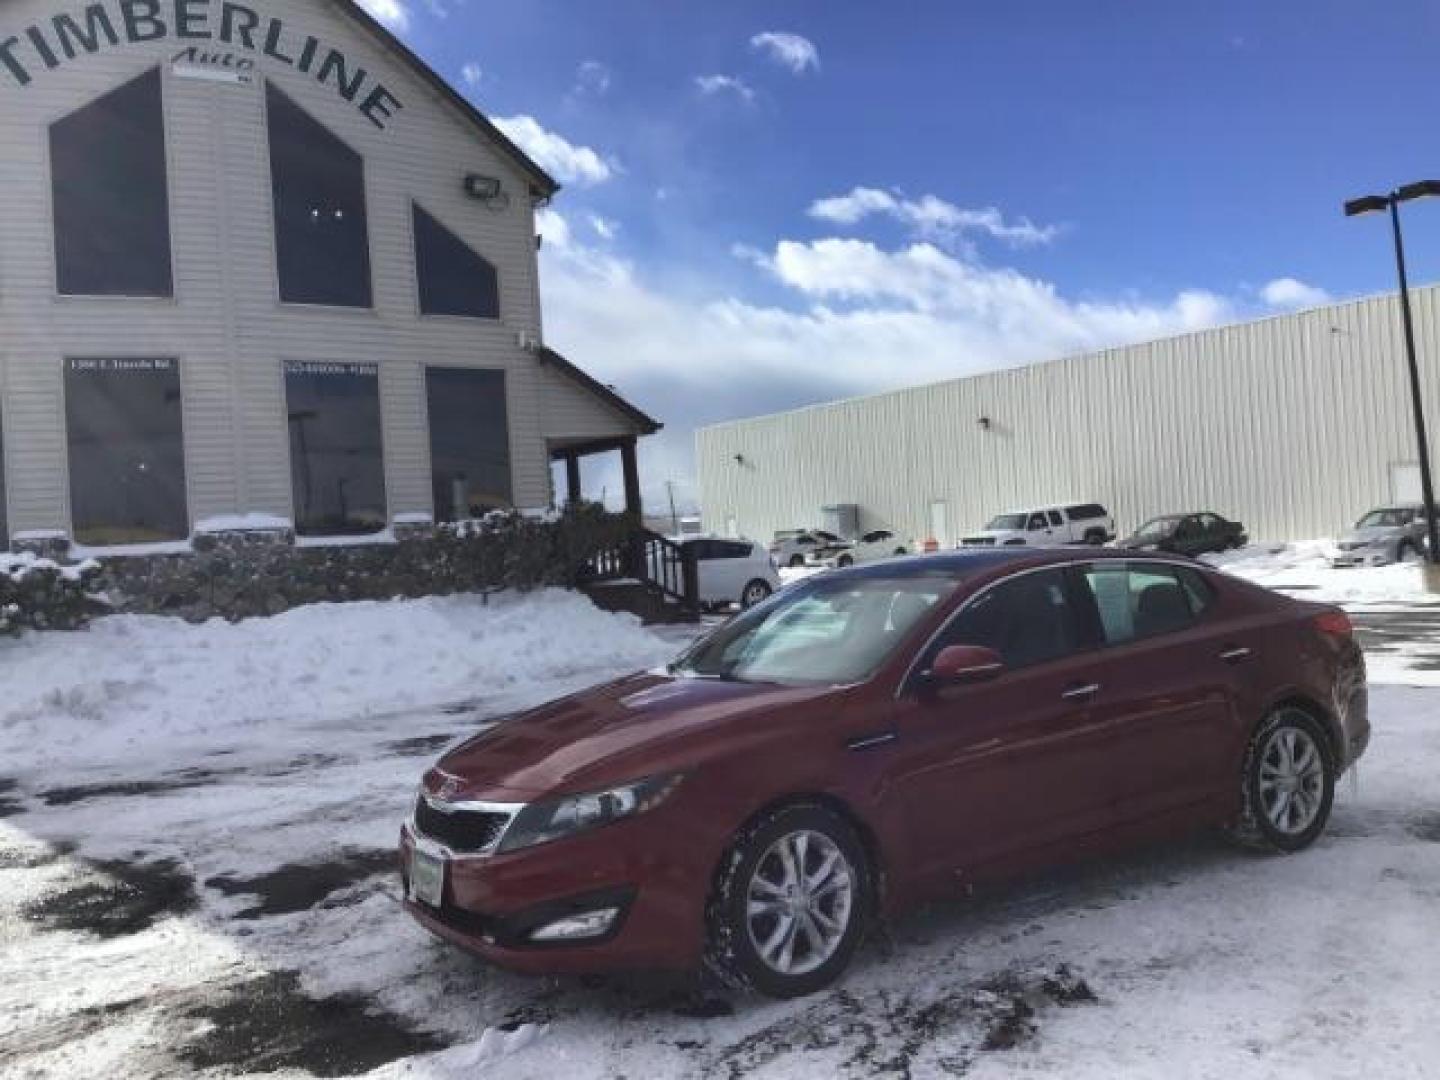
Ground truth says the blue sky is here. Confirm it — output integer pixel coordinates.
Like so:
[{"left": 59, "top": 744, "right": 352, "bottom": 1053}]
[{"left": 365, "top": 0, "right": 1440, "bottom": 510}]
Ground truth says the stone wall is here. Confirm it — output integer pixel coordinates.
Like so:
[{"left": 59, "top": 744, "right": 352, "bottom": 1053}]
[{"left": 1, "top": 505, "right": 636, "bottom": 633}]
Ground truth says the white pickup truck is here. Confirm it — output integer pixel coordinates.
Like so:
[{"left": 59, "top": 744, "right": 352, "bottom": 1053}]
[{"left": 961, "top": 503, "right": 1115, "bottom": 548}]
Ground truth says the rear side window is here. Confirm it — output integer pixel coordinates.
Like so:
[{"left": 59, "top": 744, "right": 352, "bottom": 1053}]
[
  {"left": 1082, "top": 564, "right": 1205, "bottom": 644},
  {"left": 934, "top": 568, "right": 1084, "bottom": 670},
  {"left": 1047, "top": 510, "right": 1064, "bottom": 527},
  {"left": 719, "top": 541, "right": 753, "bottom": 558},
  {"left": 1066, "top": 503, "right": 1107, "bottom": 521}
]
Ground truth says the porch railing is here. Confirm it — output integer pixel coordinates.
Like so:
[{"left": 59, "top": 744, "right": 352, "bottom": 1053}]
[{"left": 588, "top": 528, "right": 699, "bottom": 612}]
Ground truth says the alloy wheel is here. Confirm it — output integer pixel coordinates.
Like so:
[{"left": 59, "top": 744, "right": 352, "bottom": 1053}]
[
  {"left": 1257, "top": 721, "right": 1326, "bottom": 836},
  {"left": 745, "top": 829, "right": 854, "bottom": 976}
]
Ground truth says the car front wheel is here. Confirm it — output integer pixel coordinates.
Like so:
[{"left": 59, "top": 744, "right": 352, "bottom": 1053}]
[
  {"left": 788, "top": 554, "right": 805, "bottom": 567},
  {"left": 1232, "top": 706, "right": 1335, "bottom": 852},
  {"left": 836, "top": 554, "right": 854, "bottom": 567},
  {"left": 705, "top": 803, "right": 870, "bottom": 998},
  {"left": 740, "top": 579, "right": 773, "bottom": 608}
]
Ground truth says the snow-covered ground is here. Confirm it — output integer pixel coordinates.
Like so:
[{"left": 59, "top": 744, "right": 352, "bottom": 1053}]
[{"left": 2, "top": 552, "right": 1440, "bottom": 1078}]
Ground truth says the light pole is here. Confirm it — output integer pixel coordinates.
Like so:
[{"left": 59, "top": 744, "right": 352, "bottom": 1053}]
[{"left": 1345, "top": 181, "right": 1440, "bottom": 565}]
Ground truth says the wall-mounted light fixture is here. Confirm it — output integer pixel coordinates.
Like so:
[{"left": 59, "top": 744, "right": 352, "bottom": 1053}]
[
  {"left": 734, "top": 453, "right": 746, "bottom": 466},
  {"left": 464, "top": 173, "right": 502, "bottom": 200},
  {"left": 977, "top": 416, "right": 992, "bottom": 431}
]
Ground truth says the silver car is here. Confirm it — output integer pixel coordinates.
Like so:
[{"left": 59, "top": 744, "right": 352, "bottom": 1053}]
[{"left": 1331, "top": 504, "right": 1431, "bottom": 567}]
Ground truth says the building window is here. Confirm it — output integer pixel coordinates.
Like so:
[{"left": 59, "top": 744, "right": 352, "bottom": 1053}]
[
  {"left": 266, "top": 82, "right": 372, "bottom": 308},
  {"left": 285, "top": 362, "right": 386, "bottom": 535},
  {"left": 0, "top": 406, "right": 7, "bottom": 547},
  {"left": 425, "top": 368, "right": 511, "bottom": 521},
  {"left": 50, "top": 67, "right": 173, "bottom": 297},
  {"left": 412, "top": 204, "right": 499, "bottom": 318},
  {"left": 64, "top": 358, "right": 187, "bottom": 545}
]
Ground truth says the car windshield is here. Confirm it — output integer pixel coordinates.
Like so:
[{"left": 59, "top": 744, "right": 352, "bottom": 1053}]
[
  {"left": 1134, "top": 517, "right": 1179, "bottom": 539},
  {"left": 670, "top": 573, "right": 958, "bottom": 686},
  {"left": 1358, "top": 509, "right": 1412, "bottom": 528},
  {"left": 986, "top": 514, "right": 1027, "bottom": 530}
]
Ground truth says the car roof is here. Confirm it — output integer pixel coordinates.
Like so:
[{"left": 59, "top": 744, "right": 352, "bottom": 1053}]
[{"left": 827, "top": 546, "right": 1166, "bottom": 582}]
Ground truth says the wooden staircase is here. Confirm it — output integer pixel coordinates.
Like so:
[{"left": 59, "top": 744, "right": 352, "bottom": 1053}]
[{"left": 580, "top": 528, "right": 700, "bottom": 624}]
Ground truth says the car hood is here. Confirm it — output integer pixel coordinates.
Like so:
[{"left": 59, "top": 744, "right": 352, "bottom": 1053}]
[{"left": 428, "top": 671, "right": 838, "bottom": 800}]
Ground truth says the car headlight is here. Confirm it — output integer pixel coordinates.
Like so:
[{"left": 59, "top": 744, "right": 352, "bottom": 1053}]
[{"left": 496, "top": 773, "right": 685, "bottom": 853}]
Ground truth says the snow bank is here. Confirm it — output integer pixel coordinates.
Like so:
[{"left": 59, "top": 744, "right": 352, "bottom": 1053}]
[
  {"left": 1206, "top": 541, "right": 1440, "bottom": 607},
  {"left": 0, "top": 589, "right": 675, "bottom": 770}
]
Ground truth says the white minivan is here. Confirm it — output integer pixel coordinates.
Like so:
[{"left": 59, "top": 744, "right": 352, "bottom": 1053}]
[
  {"left": 961, "top": 503, "right": 1114, "bottom": 547},
  {"left": 682, "top": 537, "right": 783, "bottom": 609}
]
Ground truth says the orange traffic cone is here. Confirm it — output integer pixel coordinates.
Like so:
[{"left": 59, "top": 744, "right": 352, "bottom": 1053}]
[{"left": 923, "top": 536, "right": 939, "bottom": 553}]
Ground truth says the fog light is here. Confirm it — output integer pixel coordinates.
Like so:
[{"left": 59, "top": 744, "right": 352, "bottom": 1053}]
[{"left": 529, "top": 907, "right": 619, "bottom": 942}]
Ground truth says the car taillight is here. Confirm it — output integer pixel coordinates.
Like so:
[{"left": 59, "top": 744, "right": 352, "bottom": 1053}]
[{"left": 1313, "top": 610, "right": 1353, "bottom": 637}]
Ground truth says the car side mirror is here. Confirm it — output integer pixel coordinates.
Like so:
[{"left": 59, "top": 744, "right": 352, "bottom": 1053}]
[{"left": 929, "top": 645, "right": 1005, "bottom": 684}]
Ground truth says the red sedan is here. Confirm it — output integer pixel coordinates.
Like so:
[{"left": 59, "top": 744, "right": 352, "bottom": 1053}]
[{"left": 400, "top": 549, "right": 1368, "bottom": 998}]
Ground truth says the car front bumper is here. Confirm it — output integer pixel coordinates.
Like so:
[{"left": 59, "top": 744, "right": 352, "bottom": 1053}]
[
  {"left": 1330, "top": 547, "right": 1393, "bottom": 567},
  {"left": 398, "top": 817, "right": 710, "bottom": 974}
]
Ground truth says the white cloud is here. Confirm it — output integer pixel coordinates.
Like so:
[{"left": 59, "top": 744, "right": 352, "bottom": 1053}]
[
  {"left": 573, "top": 60, "right": 612, "bottom": 97},
  {"left": 589, "top": 214, "right": 619, "bottom": 241},
  {"left": 492, "top": 115, "right": 615, "bottom": 186},
  {"left": 809, "top": 186, "right": 1058, "bottom": 247},
  {"left": 694, "top": 74, "right": 756, "bottom": 103},
  {"left": 459, "top": 61, "right": 483, "bottom": 88},
  {"left": 535, "top": 208, "right": 572, "bottom": 250},
  {"left": 538, "top": 220, "right": 1240, "bottom": 498},
  {"left": 355, "top": 0, "right": 409, "bottom": 32},
  {"left": 749, "top": 31, "right": 819, "bottom": 74},
  {"left": 1261, "top": 277, "right": 1331, "bottom": 309}
]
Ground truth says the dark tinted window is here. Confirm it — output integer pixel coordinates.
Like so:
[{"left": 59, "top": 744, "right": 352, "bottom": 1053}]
[
  {"left": 425, "top": 368, "right": 511, "bottom": 520},
  {"left": 1083, "top": 564, "right": 1198, "bottom": 644},
  {"left": 267, "top": 82, "right": 371, "bottom": 307},
  {"left": 65, "top": 358, "right": 187, "bottom": 544},
  {"left": 1066, "top": 503, "right": 1107, "bottom": 521},
  {"left": 51, "top": 68, "right": 172, "bottom": 297},
  {"left": 285, "top": 362, "right": 386, "bottom": 535},
  {"left": 936, "top": 568, "right": 1084, "bottom": 669},
  {"left": 0, "top": 407, "right": 8, "bottom": 547},
  {"left": 413, "top": 204, "right": 500, "bottom": 318},
  {"left": 1047, "top": 510, "right": 1064, "bottom": 527},
  {"left": 1027, "top": 513, "right": 1048, "bottom": 530}
]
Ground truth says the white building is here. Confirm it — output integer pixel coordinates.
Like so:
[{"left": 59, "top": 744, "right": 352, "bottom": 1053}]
[
  {"left": 0, "top": 0, "right": 658, "bottom": 550},
  {"left": 697, "top": 286, "right": 1440, "bottom": 546}
]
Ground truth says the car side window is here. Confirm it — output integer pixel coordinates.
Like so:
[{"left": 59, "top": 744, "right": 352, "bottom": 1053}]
[
  {"left": 1082, "top": 565, "right": 1198, "bottom": 644},
  {"left": 1047, "top": 510, "right": 1064, "bottom": 527},
  {"left": 720, "top": 541, "right": 753, "bottom": 559},
  {"left": 690, "top": 540, "right": 718, "bottom": 561},
  {"left": 932, "top": 569, "right": 1084, "bottom": 670},
  {"left": 1027, "top": 512, "right": 1049, "bottom": 531}
]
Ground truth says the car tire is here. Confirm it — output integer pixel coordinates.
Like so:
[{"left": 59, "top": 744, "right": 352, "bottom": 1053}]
[
  {"left": 788, "top": 554, "right": 805, "bottom": 568},
  {"left": 837, "top": 555, "right": 854, "bottom": 567},
  {"left": 704, "top": 802, "right": 871, "bottom": 999},
  {"left": 1397, "top": 539, "right": 1417, "bottom": 563},
  {"left": 740, "top": 579, "right": 772, "bottom": 608},
  {"left": 893, "top": 548, "right": 907, "bottom": 556},
  {"left": 1230, "top": 706, "right": 1336, "bottom": 853},
  {"left": 1084, "top": 529, "right": 1106, "bottom": 546}
]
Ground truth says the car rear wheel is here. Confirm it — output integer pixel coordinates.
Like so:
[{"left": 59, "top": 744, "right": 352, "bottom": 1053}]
[
  {"left": 788, "top": 554, "right": 805, "bottom": 567},
  {"left": 705, "top": 803, "right": 870, "bottom": 998},
  {"left": 836, "top": 554, "right": 854, "bottom": 567},
  {"left": 740, "top": 579, "right": 773, "bottom": 608},
  {"left": 1231, "top": 706, "right": 1335, "bottom": 852},
  {"left": 893, "top": 547, "right": 907, "bottom": 556}
]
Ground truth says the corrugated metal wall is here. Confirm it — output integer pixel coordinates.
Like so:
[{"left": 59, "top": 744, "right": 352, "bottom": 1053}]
[{"left": 697, "top": 287, "right": 1440, "bottom": 545}]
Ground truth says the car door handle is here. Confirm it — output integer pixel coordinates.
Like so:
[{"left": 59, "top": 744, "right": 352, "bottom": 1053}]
[
  {"left": 1060, "top": 681, "right": 1101, "bottom": 701},
  {"left": 1219, "top": 646, "right": 1252, "bottom": 663}
]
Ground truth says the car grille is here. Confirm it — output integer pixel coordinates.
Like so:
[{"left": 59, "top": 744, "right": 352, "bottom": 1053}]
[
  {"left": 961, "top": 536, "right": 995, "bottom": 546},
  {"left": 413, "top": 796, "right": 514, "bottom": 853}
]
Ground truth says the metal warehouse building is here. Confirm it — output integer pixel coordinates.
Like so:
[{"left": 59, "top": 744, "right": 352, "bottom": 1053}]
[
  {"left": 697, "top": 285, "right": 1440, "bottom": 547},
  {"left": 0, "top": 0, "right": 658, "bottom": 551}
]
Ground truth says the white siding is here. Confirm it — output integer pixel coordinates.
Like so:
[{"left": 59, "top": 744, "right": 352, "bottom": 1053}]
[
  {"left": 697, "top": 287, "right": 1440, "bottom": 545},
  {"left": 0, "top": 0, "right": 638, "bottom": 538}
]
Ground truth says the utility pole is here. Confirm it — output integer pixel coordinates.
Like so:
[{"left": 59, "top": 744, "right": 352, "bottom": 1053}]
[{"left": 666, "top": 480, "right": 679, "bottom": 537}]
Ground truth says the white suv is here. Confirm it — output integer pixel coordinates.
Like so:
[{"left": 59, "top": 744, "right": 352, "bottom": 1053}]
[
  {"left": 961, "top": 503, "right": 1114, "bottom": 548},
  {"left": 810, "top": 529, "right": 910, "bottom": 568}
]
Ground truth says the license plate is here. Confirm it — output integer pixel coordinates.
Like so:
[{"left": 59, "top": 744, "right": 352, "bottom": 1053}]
[{"left": 408, "top": 843, "right": 446, "bottom": 908}]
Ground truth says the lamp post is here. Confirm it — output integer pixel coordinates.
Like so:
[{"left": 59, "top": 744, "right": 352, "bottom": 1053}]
[{"left": 1345, "top": 181, "right": 1440, "bottom": 565}]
